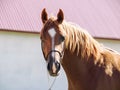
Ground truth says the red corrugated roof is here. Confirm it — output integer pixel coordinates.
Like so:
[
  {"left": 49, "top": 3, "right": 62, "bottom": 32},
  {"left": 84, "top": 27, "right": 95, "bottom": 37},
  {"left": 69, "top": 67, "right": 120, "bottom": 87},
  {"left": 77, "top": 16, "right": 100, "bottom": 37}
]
[{"left": 0, "top": 0, "right": 120, "bottom": 39}]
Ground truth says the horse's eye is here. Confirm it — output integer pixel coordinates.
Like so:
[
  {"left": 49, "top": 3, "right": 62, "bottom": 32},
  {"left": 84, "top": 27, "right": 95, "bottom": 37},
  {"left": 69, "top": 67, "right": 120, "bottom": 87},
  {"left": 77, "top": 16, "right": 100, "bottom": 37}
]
[
  {"left": 60, "top": 36, "right": 65, "bottom": 42},
  {"left": 61, "top": 36, "right": 65, "bottom": 41}
]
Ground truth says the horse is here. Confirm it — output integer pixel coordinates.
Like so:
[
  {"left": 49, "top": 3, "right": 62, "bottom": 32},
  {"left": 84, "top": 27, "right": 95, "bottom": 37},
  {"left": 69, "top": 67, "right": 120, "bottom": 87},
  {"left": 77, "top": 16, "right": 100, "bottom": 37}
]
[{"left": 40, "top": 8, "right": 120, "bottom": 90}]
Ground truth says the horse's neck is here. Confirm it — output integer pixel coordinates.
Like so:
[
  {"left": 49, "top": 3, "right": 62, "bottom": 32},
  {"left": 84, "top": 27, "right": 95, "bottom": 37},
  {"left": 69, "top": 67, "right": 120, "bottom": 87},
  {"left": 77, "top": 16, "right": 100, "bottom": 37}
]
[
  {"left": 62, "top": 48, "right": 120, "bottom": 90},
  {"left": 62, "top": 49, "right": 94, "bottom": 73},
  {"left": 62, "top": 49, "right": 95, "bottom": 89}
]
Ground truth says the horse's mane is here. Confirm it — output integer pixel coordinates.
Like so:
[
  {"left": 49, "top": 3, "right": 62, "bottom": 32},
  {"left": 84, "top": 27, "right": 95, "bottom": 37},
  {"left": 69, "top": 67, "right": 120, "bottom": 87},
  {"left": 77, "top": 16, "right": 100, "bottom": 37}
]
[
  {"left": 59, "top": 21, "right": 120, "bottom": 76},
  {"left": 59, "top": 21, "right": 102, "bottom": 60}
]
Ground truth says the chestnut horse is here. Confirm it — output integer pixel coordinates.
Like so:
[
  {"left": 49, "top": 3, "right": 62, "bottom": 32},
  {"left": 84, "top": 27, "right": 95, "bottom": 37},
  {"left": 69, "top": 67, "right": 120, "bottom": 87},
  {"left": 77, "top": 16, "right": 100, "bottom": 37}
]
[{"left": 40, "top": 8, "right": 120, "bottom": 90}]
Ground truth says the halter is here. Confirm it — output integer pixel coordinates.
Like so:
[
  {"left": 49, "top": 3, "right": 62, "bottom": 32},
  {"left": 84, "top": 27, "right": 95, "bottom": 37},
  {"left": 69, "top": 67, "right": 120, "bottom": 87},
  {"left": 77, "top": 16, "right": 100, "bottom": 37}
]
[{"left": 46, "top": 50, "right": 63, "bottom": 61}]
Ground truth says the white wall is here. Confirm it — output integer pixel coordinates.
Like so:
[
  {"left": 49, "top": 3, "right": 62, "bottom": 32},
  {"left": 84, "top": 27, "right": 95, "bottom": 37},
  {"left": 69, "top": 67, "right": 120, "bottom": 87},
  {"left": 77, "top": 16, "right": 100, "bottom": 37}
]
[
  {"left": 0, "top": 31, "right": 67, "bottom": 90},
  {"left": 96, "top": 38, "right": 120, "bottom": 52}
]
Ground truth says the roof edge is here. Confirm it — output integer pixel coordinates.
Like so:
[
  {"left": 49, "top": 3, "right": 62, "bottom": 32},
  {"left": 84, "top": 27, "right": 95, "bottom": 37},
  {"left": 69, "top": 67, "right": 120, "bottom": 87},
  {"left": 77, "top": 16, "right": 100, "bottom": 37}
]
[
  {"left": 0, "top": 29, "right": 120, "bottom": 40},
  {"left": 0, "top": 29, "right": 40, "bottom": 34},
  {"left": 94, "top": 37, "right": 120, "bottom": 41}
]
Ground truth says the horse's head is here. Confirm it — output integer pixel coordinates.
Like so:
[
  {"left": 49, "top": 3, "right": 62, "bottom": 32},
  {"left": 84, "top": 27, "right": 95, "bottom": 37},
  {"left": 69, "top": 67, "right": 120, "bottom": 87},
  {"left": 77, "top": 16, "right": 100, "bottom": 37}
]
[{"left": 40, "top": 8, "right": 65, "bottom": 76}]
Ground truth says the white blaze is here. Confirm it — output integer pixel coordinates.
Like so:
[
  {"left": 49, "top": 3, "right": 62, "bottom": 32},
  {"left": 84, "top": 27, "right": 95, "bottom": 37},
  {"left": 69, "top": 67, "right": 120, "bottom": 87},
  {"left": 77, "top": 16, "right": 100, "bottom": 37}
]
[
  {"left": 48, "top": 28, "right": 56, "bottom": 38},
  {"left": 48, "top": 28, "right": 56, "bottom": 57}
]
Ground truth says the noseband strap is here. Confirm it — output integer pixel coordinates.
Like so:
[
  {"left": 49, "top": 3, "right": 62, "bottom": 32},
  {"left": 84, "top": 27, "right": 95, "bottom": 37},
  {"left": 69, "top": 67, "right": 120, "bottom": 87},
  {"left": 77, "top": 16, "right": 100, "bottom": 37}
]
[{"left": 46, "top": 50, "right": 63, "bottom": 60}]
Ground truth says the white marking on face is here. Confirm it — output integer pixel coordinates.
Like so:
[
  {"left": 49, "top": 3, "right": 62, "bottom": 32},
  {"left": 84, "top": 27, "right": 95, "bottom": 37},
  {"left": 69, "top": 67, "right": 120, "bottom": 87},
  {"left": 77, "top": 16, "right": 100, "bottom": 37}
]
[
  {"left": 48, "top": 28, "right": 56, "bottom": 57},
  {"left": 52, "top": 62, "right": 57, "bottom": 73},
  {"left": 48, "top": 28, "right": 56, "bottom": 38}
]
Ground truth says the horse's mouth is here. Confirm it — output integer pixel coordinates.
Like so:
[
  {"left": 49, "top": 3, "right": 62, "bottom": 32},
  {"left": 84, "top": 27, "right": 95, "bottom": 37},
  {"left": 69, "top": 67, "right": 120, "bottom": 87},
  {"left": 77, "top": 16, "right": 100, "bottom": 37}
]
[{"left": 49, "top": 72, "right": 59, "bottom": 77}]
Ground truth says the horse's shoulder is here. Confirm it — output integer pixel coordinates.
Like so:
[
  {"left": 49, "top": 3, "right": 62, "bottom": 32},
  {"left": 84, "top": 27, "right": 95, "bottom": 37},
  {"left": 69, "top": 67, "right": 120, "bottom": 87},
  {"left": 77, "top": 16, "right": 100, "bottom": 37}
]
[{"left": 99, "top": 47, "right": 120, "bottom": 75}]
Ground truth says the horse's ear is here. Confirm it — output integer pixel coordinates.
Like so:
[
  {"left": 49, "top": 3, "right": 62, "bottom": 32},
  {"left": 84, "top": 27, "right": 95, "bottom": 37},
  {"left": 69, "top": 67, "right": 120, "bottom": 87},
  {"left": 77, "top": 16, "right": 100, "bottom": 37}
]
[
  {"left": 41, "top": 8, "right": 48, "bottom": 24},
  {"left": 57, "top": 9, "right": 64, "bottom": 24}
]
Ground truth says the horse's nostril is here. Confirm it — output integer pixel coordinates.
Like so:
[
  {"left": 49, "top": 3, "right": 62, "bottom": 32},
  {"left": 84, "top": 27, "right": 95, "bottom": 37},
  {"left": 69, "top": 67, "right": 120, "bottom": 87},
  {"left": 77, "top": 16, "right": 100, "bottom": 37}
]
[
  {"left": 55, "top": 61, "right": 60, "bottom": 71},
  {"left": 47, "top": 63, "right": 51, "bottom": 71}
]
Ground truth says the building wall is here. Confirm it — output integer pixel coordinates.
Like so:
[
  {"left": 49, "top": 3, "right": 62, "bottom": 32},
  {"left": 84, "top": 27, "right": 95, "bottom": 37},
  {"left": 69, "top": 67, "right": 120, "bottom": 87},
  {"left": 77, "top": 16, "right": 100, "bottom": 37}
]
[
  {"left": 0, "top": 31, "right": 120, "bottom": 90},
  {"left": 96, "top": 38, "right": 120, "bottom": 52}
]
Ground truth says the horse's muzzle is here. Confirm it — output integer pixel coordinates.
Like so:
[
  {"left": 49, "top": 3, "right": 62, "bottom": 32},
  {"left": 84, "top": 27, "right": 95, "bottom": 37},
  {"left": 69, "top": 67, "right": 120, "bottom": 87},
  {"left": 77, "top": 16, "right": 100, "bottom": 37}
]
[{"left": 47, "top": 53, "right": 61, "bottom": 77}]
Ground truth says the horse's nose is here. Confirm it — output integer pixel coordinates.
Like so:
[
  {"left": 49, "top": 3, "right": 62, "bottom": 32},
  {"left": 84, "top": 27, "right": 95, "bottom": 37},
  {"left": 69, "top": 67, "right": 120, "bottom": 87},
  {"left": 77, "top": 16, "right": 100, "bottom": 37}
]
[
  {"left": 47, "top": 55, "right": 60, "bottom": 76},
  {"left": 47, "top": 61, "right": 60, "bottom": 72}
]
